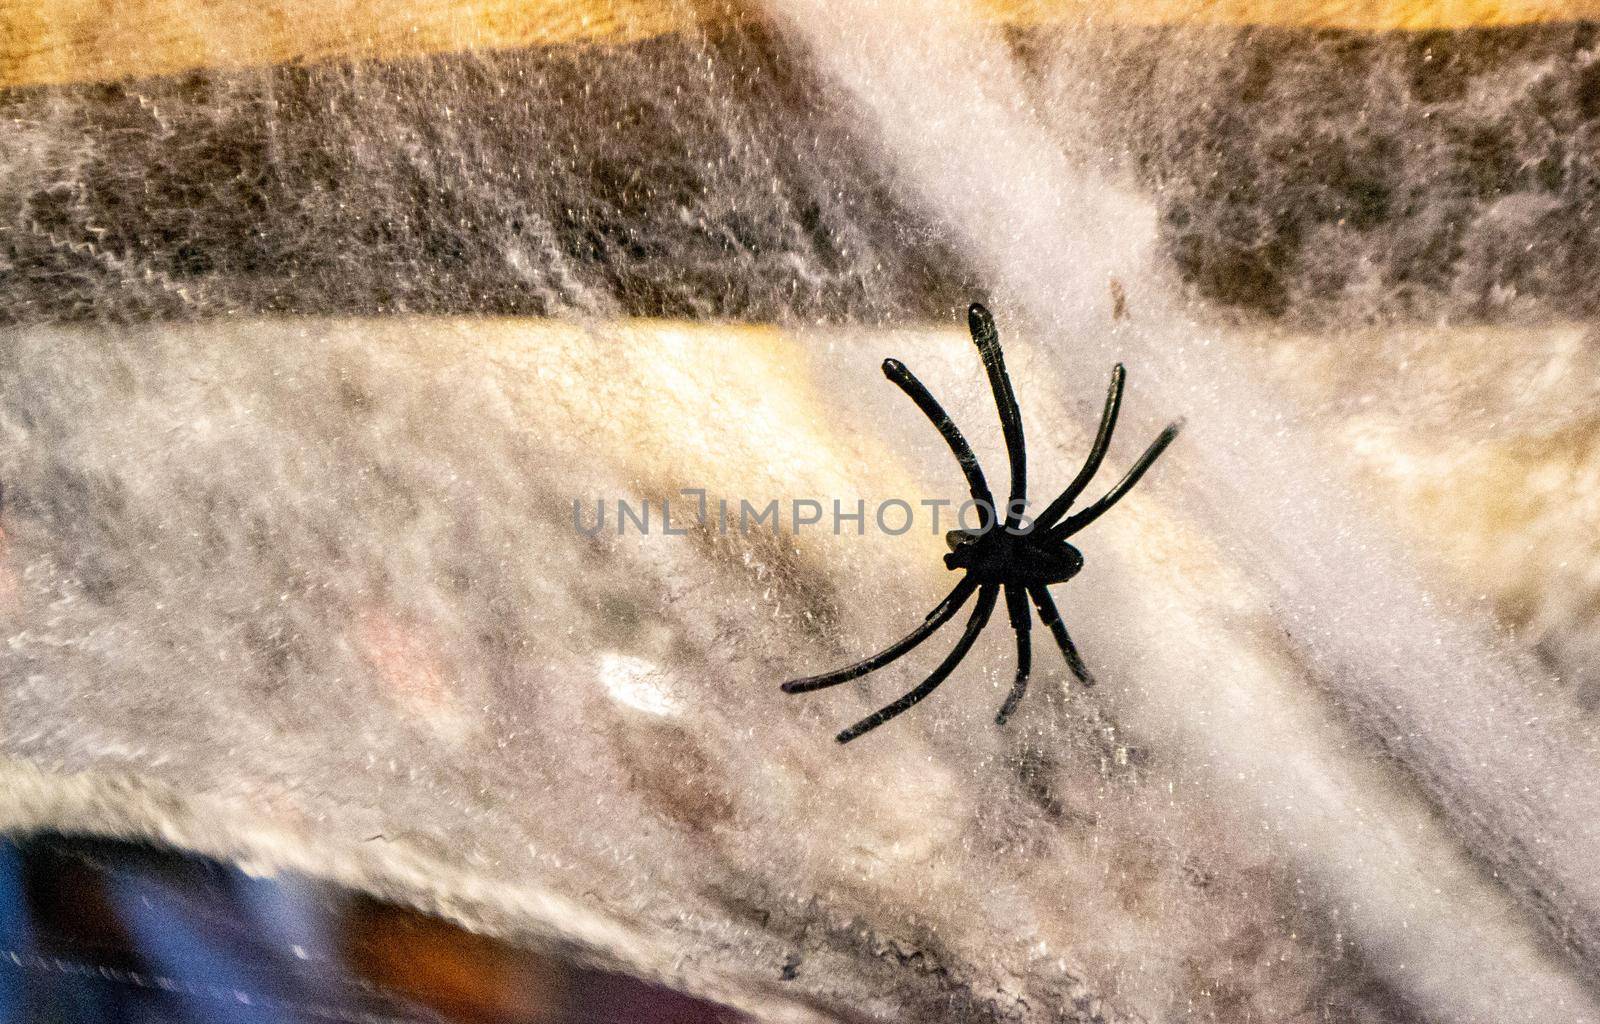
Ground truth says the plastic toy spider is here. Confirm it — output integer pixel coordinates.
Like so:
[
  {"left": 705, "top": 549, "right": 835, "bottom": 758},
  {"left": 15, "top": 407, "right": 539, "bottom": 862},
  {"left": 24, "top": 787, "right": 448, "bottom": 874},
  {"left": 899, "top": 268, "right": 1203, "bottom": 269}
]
[{"left": 782, "top": 304, "right": 1181, "bottom": 743}]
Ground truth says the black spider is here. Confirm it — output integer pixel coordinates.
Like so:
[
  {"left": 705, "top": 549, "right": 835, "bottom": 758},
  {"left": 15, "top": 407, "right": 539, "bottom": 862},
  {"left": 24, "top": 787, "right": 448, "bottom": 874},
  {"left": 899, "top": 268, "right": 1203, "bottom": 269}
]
[{"left": 781, "top": 303, "right": 1182, "bottom": 743}]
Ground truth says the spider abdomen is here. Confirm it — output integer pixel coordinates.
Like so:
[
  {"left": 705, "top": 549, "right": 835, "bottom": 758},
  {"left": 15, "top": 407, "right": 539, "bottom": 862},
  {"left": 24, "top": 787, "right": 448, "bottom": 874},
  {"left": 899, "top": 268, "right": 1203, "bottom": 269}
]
[{"left": 1015, "top": 538, "right": 1085, "bottom": 585}]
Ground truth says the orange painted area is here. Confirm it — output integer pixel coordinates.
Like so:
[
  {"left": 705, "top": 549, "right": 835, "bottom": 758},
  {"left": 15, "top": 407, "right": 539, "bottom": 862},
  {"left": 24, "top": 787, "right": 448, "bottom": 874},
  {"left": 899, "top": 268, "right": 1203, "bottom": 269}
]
[
  {"left": 988, "top": 0, "right": 1593, "bottom": 30},
  {"left": 3, "top": 0, "right": 1597, "bottom": 88},
  {"left": 343, "top": 895, "right": 568, "bottom": 1021},
  {"left": 0, "top": 0, "right": 739, "bottom": 87}
]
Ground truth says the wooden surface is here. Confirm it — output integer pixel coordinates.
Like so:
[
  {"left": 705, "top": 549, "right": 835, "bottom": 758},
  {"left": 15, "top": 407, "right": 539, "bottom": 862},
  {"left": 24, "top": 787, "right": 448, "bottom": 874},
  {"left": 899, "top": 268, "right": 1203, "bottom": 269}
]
[
  {"left": 0, "top": 0, "right": 735, "bottom": 87},
  {"left": 4, "top": 0, "right": 1599, "bottom": 88}
]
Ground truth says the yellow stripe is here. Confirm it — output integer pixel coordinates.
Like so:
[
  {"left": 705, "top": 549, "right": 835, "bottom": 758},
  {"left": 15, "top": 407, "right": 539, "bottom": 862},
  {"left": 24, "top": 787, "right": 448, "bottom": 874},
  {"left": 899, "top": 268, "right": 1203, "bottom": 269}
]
[
  {"left": 3, "top": 0, "right": 1595, "bottom": 89},
  {"left": 986, "top": 0, "right": 1590, "bottom": 30},
  {"left": 0, "top": 0, "right": 735, "bottom": 88}
]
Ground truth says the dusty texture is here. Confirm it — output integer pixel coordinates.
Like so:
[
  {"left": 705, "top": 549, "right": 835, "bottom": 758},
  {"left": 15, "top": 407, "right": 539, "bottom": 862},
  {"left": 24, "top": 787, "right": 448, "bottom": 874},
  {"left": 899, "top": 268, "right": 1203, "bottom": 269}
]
[
  {"left": 9, "top": 20, "right": 1600, "bottom": 326},
  {"left": 5, "top": 314, "right": 1600, "bottom": 1022},
  {"left": 0, "top": 26, "right": 977, "bottom": 325},
  {"left": 1030, "top": 20, "right": 1600, "bottom": 323},
  {"left": 0, "top": 317, "right": 1447, "bottom": 1023},
  {"left": 1244, "top": 322, "right": 1600, "bottom": 705}
]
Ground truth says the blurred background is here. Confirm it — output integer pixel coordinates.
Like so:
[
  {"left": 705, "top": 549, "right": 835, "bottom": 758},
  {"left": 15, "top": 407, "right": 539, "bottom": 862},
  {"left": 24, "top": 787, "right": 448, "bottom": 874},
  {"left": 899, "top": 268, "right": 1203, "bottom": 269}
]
[{"left": 0, "top": 833, "right": 748, "bottom": 1023}]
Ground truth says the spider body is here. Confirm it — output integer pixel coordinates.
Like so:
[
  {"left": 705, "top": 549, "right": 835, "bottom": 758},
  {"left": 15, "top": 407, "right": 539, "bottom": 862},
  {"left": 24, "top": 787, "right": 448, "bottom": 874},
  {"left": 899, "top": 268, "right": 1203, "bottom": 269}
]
[
  {"left": 782, "top": 303, "right": 1182, "bottom": 744},
  {"left": 944, "top": 528, "right": 1084, "bottom": 587}
]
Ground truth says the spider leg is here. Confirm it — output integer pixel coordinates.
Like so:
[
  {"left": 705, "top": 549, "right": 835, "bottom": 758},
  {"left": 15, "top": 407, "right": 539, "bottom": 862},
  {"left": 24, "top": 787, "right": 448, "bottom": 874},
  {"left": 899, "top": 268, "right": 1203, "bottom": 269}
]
[
  {"left": 968, "top": 304, "right": 1027, "bottom": 530},
  {"left": 995, "top": 583, "right": 1033, "bottom": 725},
  {"left": 1048, "top": 419, "right": 1183, "bottom": 541},
  {"left": 836, "top": 584, "right": 1000, "bottom": 743},
  {"left": 882, "top": 359, "right": 994, "bottom": 511},
  {"left": 1027, "top": 584, "right": 1094, "bottom": 687},
  {"left": 781, "top": 577, "right": 979, "bottom": 694},
  {"left": 1033, "top": 364, "right": 1125, "bottom": 532}
]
